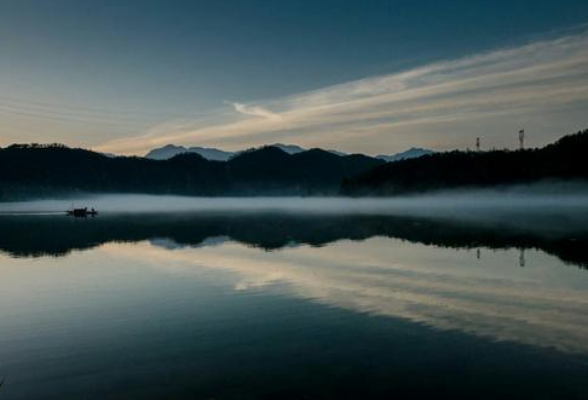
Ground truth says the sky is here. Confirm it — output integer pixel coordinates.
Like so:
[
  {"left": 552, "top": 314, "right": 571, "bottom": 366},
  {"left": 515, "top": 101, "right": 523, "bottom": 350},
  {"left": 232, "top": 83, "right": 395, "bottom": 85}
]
[{"left": 0, "top": 0, "right": 587, "bottom": 156}]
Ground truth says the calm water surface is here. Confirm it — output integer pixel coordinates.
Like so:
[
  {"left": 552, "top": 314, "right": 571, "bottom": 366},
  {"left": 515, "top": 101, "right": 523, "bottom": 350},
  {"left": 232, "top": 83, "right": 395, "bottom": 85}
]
[{"left": 1, "top": 200, "right": 588, "bottom": 399}]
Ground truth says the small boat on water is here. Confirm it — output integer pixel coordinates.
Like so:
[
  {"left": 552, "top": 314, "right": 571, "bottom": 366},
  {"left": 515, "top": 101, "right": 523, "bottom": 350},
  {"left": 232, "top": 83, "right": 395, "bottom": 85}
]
[{"left": 66, "top": 207, "right": 98, "bottom": 217}]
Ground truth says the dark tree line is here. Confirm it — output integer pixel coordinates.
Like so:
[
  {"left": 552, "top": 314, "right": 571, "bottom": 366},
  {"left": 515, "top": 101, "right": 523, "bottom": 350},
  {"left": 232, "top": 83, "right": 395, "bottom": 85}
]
[
  {"left": 2, "top": 129, "right": 587, "bottom": 200},
  {"left": 0, "top": 144, "right": 382, "bottom": 200},
  {"left": 341, "top": 129, "right": 588, "bottom": 195}
]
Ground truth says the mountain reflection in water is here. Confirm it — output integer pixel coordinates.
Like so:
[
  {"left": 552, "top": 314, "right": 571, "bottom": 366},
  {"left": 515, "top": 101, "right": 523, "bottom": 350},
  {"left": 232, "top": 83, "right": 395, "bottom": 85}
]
[{"left": 1, "top": 210, "right": 588, "bottom": 399}]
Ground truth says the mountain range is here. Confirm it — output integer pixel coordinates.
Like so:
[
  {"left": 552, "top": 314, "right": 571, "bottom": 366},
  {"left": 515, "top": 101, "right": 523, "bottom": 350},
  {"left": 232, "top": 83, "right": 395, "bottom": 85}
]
[
  {"left": 1, "top": 128, "right": 586, "bottom": 201},
  {"left": 0, "top": 144, "right": 383, "bottom": 200},
  {"left": 146, "top": 143, "right": 306, "bottom": 161},
  {"left": 145, "top": 143, "right": 433, "bottom": 162}
]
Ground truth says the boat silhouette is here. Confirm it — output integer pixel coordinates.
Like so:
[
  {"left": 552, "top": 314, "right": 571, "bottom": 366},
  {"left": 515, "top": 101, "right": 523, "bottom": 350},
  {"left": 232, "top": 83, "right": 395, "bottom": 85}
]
[{"left": 66, "top": 207, "right": 98, "bottom": 217}]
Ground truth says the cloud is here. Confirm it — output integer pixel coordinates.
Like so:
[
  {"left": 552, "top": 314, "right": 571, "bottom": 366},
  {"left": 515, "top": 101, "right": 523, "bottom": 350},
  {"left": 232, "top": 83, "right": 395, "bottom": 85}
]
[
  {"left": 231, "top": 102, "right": 281, "bottom": 121},
  {"left": 101, "top": 238, "right": 588, "bottom": 355},
  {"left": 97, "top": 30, "right": 588, "bottom": 156}
]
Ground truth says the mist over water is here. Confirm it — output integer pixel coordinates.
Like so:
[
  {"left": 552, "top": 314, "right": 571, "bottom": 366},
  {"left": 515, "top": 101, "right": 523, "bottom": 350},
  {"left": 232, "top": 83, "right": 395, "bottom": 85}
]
[
  {"left": 1, "top": 184, "right": 588, "bottom": 215},
  {"left": 2, "top": 186, "right": 588, "bottom": 240}
]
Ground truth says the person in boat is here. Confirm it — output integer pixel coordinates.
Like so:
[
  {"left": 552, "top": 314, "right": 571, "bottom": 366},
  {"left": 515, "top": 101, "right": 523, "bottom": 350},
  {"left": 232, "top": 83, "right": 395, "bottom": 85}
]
[{"left": 67, "top": 207, "right": 97, "bottom": 216}]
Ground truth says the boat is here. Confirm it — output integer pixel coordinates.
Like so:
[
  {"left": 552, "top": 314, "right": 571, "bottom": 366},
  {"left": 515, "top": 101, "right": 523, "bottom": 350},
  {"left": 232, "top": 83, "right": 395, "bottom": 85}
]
[{"left": 66, "top": 207, "right": 98, "bottom": 217}]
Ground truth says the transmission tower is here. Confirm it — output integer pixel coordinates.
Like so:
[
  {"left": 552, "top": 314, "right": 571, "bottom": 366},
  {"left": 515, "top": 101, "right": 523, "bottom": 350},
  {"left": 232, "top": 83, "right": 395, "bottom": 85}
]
[
  {"left": 476, "top": 137, "right": 480, "bottom": 152},
  {"left": 519, "top": 129, "right": 525, "bottom": 150}
]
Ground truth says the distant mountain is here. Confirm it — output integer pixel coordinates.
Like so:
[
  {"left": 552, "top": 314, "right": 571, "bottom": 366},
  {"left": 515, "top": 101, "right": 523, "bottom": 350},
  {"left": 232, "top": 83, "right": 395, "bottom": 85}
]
[
  {"left": 145, "top": 144, "right": 186, "bottom": 160},
  {"left": 0, "top": 144, "right": 383, "bottom": 200},
  {"left": 342, "top": 129, "right": 588, "bottom": 196},
  {"left": 145, "top": 144, "right": 233, "bottom": 161},
  {"left": 271, "top": 143, "right": 305, "bottom": 155},
  {"left": 327, "top": 149, "right": 348, "bottom": 157},
  {"left": 145, "top": 143, "right": 436, "bottom": 162},
  {"left": 377, "top": 147, "right": 435, "bottom": 163},
  {"left": 145, "top": 143, "right": 305, "bottom": 161}
]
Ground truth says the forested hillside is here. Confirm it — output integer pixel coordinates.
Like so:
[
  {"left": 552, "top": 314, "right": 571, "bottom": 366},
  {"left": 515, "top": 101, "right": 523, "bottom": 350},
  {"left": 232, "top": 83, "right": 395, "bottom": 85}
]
[
  {"left": 0, "top": 144, "right": 382, "bottom": 200},
  {"left": 341, "top": 129, "right": 588, "bottom": 196}
]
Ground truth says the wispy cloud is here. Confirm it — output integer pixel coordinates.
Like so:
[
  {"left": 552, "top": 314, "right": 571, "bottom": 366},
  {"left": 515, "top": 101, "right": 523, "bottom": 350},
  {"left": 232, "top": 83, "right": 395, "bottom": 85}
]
[
  {"left": 97, "top": 30, "right": 588, "bottom": 156},
  {"left": 231, "top": 102, "right": 281, "bottom": 121},
  {"left": 102, "top": 239, "right": 588, "bottom": 355}
]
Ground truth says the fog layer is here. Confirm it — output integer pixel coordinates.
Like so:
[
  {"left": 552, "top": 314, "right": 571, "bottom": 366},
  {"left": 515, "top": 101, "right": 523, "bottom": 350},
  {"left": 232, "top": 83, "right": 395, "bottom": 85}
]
[{"left": 2, "top": 186, "right": 588, "bottom": 216}]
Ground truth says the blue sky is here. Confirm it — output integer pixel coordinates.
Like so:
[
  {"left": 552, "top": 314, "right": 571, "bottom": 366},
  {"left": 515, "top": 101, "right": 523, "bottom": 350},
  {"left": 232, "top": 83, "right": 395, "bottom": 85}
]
[{"left": 0, "top": 0, "right": 587, "bottom": 154}]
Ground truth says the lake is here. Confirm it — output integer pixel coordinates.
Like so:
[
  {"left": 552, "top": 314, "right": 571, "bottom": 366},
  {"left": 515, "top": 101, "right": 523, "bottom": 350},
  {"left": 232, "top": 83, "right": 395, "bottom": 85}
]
[{"left": 1, "top": 196, "right": 588, "bottom": 399}]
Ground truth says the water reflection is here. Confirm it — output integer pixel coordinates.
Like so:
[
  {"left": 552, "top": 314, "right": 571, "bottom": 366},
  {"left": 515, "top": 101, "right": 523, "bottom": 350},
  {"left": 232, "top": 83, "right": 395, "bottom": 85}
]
[
  {"left": 98, "top": 237, "right": 588, "bottom": 355},
  {"left": 1, "top": 212, "right": 588, "bottom": 398},
  {"left": 1, "top": 213, "right": 588, "bottom": 268}
]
